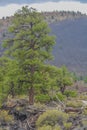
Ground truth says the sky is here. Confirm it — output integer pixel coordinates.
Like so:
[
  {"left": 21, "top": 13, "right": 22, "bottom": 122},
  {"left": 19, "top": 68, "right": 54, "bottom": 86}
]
[{"left": 0, "top": 0, "right": 87, "bottom": 18}]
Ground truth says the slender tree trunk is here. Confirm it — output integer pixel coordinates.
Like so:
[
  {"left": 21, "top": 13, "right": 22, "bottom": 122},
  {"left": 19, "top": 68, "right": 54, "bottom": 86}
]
[
  {"left": 10, "top": 82, "right": 15, "bottom": 98},
  {"left": 29, "top": 87, "right": 34, "bottom": 105},
  {"left": 29, "top": 64, "right": 35, "bottom": 105},
  {"left": 60, "top": 85, "right": 66, "bottom": 94}
]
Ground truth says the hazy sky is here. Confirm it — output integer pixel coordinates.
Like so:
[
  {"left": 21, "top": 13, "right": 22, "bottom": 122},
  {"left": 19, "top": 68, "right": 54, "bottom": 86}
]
[
  {"left": 0, "top": 0, "right": 87, "bottom": 18},
  {"left": 0, "top": 0, "right": 87, "bottom": 5}
]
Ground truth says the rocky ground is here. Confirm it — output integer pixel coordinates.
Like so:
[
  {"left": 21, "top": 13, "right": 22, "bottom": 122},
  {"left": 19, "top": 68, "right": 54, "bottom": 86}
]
[{"left": 0, "top": 98, "right": 87, "bottom": 130}]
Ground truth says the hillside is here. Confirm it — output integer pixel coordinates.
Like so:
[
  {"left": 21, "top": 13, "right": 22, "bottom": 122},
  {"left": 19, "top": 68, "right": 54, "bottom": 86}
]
[
  {"left": 49, "top": 16, "right": 87, "bottom": 76},
  {"left": 0, "top": 11, "right": 87, "bottom": 75}
]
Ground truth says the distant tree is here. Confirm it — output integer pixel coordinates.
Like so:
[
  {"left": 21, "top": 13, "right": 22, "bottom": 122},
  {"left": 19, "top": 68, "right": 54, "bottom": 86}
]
[
  {"left": 84, "top": 76, "right": 87, "bottom": 83},
  {"left": 3, "top": 6, "right": 55, "bottom": 105},
  {"left": 57, "top": 66, "right": 73, "bottom": 94},
  {"left": 71, "top": 72, "right": 78, "bottom": 82},
  {"left": 2, "top": 17, "right": 5, "bottom": 20}
]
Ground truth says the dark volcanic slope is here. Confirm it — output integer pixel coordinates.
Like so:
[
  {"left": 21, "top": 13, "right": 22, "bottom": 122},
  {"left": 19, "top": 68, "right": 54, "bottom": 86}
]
[{"left": 50, "top": 17, "right": 87, "bottom": 75}]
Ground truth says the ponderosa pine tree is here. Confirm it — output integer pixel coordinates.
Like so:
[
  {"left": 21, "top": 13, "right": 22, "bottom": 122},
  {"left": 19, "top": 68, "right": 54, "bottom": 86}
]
[{"left": 3, "top": 6, "right": 55, "bottom": 105}]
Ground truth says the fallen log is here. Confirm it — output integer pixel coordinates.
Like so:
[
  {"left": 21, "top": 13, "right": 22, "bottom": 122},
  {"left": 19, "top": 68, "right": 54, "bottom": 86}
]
[{"left": 64, "top": 107, "right": 83, "bottom": 114}]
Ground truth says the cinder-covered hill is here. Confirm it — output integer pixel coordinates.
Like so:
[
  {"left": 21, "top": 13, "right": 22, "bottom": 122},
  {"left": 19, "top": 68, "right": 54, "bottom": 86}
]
[{"left": 49, "top": 16, "right": 87, "bottom": 76}]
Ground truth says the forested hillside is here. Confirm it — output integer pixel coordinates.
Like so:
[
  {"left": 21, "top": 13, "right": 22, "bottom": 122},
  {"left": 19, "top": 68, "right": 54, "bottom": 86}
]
[{"left": 50, "top": 16, "right": 87, "bottom": 76}]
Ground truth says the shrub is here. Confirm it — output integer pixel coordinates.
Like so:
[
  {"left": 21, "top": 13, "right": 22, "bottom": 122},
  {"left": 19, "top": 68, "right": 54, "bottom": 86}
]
[
  {"left": 38, "top": 125, "right": 52, "bottom": 130},
  {"left": 35, "top": 94, "right": 50, "bottom": 103},
  {"left": 68, "top": 113, "right": 78, "bottom": 118},
  {"left": 57, "top": 92, "right": 66, "bottom": 101},
  {"left": 36, "top": 110, "right": 69, "bottom": 129},
  {"left": 0, "top": 93, "right": 7, "bottom": 107},
  {"left": 83, "top": 109, "right": 87, "bottom": 116},
  {"left": 52, "top": 92, "right": 66, "bottom": 101},
  {"left": 66, "top": 100, "right": 82, "bottom": 108},
  {"left": 0, "top": 110, "right": 14, "bottom": 123},
  {"left": 34, "top": 102, "right": 46, "bottom": 109},
  {"left": 78, "top": 94, "right": 87, "bottom": 100},
  {"left": 38, "top": 125, "right": 61, "bottom": 130},
  {"left": 64, "top": 90, "right": 77, "bottom": 97},
  {"left": 54, "top": 126, "right": 62, "bottom": 130},
  {"left": 64, "top": 122, "right": 72, "bottom": 130}
]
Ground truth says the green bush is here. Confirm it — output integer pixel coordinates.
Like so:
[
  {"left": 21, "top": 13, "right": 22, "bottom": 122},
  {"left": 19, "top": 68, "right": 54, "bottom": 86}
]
[
  {"left": 0, "top": 93, "right": 7, "bottom": 108},
  {"left": 64, "top": 122, "right": 72, "bottom": 130},
  {"left": 57, "top": 92, "right": 66, "bottom": 101},
  {"left": 66, "top": 100, "right": 82, "bottom": 108},
  {"left": 38, "top": 125, "right": 52, "bottom": 130},
  {"left": 35, "top": 94, "right": 50, "bottom": 103},
  {"left": 38, "top": 125, "right": 61, "bottom": 130},
  {"left": 54, "top": 126, "right": 62, "bottom": 130},
  {"left": 34, "top": 102, "right": 46, "bottom": 109},
  {"left": 36, "top": 110, "right": 69, "bottom": 129},
  {"left": 0, "top": 110, "right": 14, "bottom": 123},
  {"left": 78, "top": 94, "right": 87, "bottom": 100},
  {"left": 68, "top": 113, "right": 78, "bottom": 118},
  {"left": 52, "top": 92, "right": 66, "bottom": 101},
  {"left": 83, "top": 109, "right": 87, "bottom": 116},
  {"left": 64, "top": 90, "right": 77, "bottom": 97}
]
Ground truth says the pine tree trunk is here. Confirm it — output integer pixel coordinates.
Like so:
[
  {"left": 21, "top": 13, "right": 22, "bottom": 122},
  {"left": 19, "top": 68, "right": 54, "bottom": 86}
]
[
  {"left": 60, "top": 85, "right": 66, "bottom": 94},
  {"left": 10, "top": 82, "right": 15, "bottom": 98},
  {"left": 29, "top": 87, "right": 34, "bottom": 105}
]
